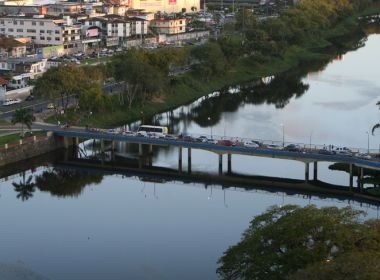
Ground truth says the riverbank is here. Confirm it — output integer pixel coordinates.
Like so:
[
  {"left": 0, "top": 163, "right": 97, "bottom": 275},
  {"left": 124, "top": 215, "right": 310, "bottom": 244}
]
[{"left": 71, "top": 5, "right": 380, "bottom": 128}]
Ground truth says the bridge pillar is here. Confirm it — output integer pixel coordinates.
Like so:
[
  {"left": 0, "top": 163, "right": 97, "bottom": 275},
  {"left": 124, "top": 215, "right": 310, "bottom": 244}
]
[
  {"left": 139, "top": 144, "right": 143, "bottom": 156},
  {"left": 219, "top": 154, "right": 223, "bottom": 175},
  {"left": 100, "top": 140, "right": 105, "bottom": 153},
  {"left": 227, "top": 153, "right": 232, "bottom": 174},
  {"left": 305, "top": 162, "right": 309, "bottom": 182},
  {"left": 148, "top": 155, "right": 152, "bottom": 167},
  {"left": 111, "top": 141, "right": 115, "bottom": 161},
  {"left": 74, "top": 137, "right": 79, "bottom": 146},
  {"left": 149, "top": 144, "right": 153, "bottom": 155},
  {"left": 313, "top": 161, "right": 317, "bottom": 181},
  {"left": 349, "top": 164, "right": 353, "bottom": 190},
  {"left": 360, "top": 167, "right": 364, "bottom": 192},
  {"left": 188, "top": 148, "right": 192, "bottom": 173},
  {"left": 63, "top": 136, "right": 69, "bottom": 149},
  {"left": 178, "top": 147, "right": 182, "bottom": 172}
]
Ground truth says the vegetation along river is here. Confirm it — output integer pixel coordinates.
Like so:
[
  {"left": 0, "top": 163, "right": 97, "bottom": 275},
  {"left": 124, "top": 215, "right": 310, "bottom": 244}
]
[{"left": 1, "top": 34, "right": 380, "bottom": 280}]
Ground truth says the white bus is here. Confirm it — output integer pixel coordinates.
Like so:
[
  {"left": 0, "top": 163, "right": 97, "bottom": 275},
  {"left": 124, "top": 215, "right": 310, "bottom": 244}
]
[{"left": 137, "top": 125, "right": 168, "bottom": 138}]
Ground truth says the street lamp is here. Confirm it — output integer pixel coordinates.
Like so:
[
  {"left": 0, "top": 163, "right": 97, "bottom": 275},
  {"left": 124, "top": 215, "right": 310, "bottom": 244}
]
[
  {"left": 280, "top": 123, "right": 285, "bottom": 147},
  {"left": 208, "top": 116, "right": 213, "bottom": 139},
  {"left": 366, "top": 131, "right": 370, "bottom": 154}
]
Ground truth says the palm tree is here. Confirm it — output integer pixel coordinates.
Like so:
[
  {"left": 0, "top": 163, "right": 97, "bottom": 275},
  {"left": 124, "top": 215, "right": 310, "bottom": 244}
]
[
  {"left": 372, "top": 101, "right": 380, "bottom": 135},
  {"left": 12, "top": 173, "right": 36, "bottom": 201},
  {"left": 11, "top": 107, "right": 35, "bottom": 137}
]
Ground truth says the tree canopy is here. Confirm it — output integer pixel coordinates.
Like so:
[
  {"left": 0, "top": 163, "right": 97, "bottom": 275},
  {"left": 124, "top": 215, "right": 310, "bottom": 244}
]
[{"left": 217, "top": 204, "right": 380, "bottom": 280}]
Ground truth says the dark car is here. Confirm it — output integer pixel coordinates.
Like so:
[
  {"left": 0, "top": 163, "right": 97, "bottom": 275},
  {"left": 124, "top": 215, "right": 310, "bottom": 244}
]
[
  {"left": 284, "top": 144, "right": 302, "bottom": 152},
  {"left": 183, "top": 135, "right": 194, "bottom": 142},
  {"left": 25, "top": 95, "right": 34, "bottom": 101},
  {"left": 318, "top": 149, "right": 334, "bottom": 155}
]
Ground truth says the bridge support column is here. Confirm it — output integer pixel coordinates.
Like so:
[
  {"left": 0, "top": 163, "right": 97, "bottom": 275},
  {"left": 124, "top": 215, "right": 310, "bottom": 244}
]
[
  {"left": 111, "top": 141, "right": 115, "bottom": 161},
  {"left": 357, "top": 166, "right": 362, "bottom": 189},
  {"left": 219, "top": 154, "right": 223, "bottom": 175},
  {"left": 139, "top": 144, "right": 143, "bottom": 156},
  {"left": 148, "top": 155, "right": 152, "bottom": 167},
  {"left": 188, "top": 148, "right": 192, "bottom": 173},
  {"left": 305, "top": 162, "right": 309, "bottom": 182},
  {"left": 100, "top": 140, "right": 105, "bottom": 153},
  {"left": 63, "top": 136, "right": 69, "bottom": 149},
  {"left": 349, "top": 164, "right": 353, "bottom": 190},
  {"left": 227, "top": 154, "right": 232, "bottom": 174},
  {"left": 74, "top": 137, "right": 79, "bottom": 146},
  {"left": 149, "top": 144, "right": 153, "bottom": 155},
  {"left": 178, "top": 147, "right": 182, "bottom": 172},
  {"left": 360, "top": 167, "right": 364, "bottom": 192},
  {"left": 313, "top": 161, "right": 317, "bottom": 181}
]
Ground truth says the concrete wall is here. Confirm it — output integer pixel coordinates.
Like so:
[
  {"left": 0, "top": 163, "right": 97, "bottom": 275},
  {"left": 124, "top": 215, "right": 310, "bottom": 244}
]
[{"left": 0, "top": 134, "right": 64, "bottom": 167}]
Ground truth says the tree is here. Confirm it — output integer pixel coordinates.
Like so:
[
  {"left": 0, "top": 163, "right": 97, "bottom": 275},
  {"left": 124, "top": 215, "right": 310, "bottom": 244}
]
[
  {"left": 33, "top": 64, "right": 87, "bottom": 109},
  {"left": 11, "top": 107, "right": 35, "bottom": 136},
  {"left": 217, "top": 205, "right": 380, "bottom": 280},
  {"left": 372, "top": 101, "right": 380, "bottom": 134}
]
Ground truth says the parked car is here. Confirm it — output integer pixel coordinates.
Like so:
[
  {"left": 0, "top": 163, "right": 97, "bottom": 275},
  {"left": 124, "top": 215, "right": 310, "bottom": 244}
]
[
  {"left": 46, "top": 103, "right": 55, "bottom": 109},
  {"left": 243, "top": 140, "right": 260, "bottom": 148},
  {"left": 164, "top": 134, "right": 177, "bottom": 140},
  {"left": 183, "top": 135, "right": 194, "bottom": 142},
  {"left": 284, "top": 144, "right": 302, "bottom": 152}
]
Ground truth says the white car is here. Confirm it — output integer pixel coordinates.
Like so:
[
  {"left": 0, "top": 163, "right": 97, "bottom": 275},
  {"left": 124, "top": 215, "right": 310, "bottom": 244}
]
[
  {"left": 244, "top": 141, "right": 260, "bottom": 148},
  {"left": 354, "top": 153, "right": 372, "bottom": 160},
  {"left": 266, "top": 144, "right": 282, "bottom": 150},
  {"left": 207, "top": 139, "right": 218, "bottom": 144},
  {"left": 332, "top": 147, "right": 352, "bottom": 156}
]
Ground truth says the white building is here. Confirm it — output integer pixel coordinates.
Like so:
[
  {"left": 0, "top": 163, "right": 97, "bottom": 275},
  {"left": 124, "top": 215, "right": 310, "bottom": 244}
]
[{"left": 0, "top": 15, "right": 81, "bottom": 51}]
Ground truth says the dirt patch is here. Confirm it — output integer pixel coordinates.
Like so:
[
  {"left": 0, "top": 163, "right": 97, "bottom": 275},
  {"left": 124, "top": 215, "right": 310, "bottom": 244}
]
[{"left": 151, "top": 95, "right": 165, "bottom": 103}]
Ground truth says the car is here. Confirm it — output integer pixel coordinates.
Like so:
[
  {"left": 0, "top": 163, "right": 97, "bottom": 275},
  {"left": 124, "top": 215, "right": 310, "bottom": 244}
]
[
  {"left": 332, "top": 147, "right": 352, "bottom": 156},
  {"left": 25, "top": 95, "right": 34, "bottom": 101},
  {"left": 108, "top": 129, "right": 118, "bottom": 134},
  {"left": 318, "top": 149, "right": 334, "bottom": 155},
  {"left": 207, "top": 139, "right": 218, "bottom": 144},
  {"left": 137, "top": 131, "right": 148, "bottom": 137},
  {"left": 219, "top": 139, "right": 236, "bottom": 146},
  {"left": 46, "top": 103, "right": 55, "bottom": 109},
  {"left": 164, "top": 134, "right": 177, "bottom": 140},
  {"left": 196, "top": 135, "right": 208, "bottom": 143},
  {"left": 284, "top": 144, "right": 302, "bottom": 152},
  {"left": 266, "top": 144, "right": 282, "bottom": 150},
  {"left": 183, "top": 135, "right": 194, "bottom": 142},
  {"left": 354, "top": 153, "right": 372, "bottom": 160},
  {"left": 244, "top": 140, "right": 260, "bottom": 148},
  {"left": 123, "top": 131, "right": 137, "bottom": 136}
]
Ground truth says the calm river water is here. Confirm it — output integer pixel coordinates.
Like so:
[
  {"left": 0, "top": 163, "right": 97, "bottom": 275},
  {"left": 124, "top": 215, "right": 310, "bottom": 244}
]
[{"left": 1, "top": 34, "right": 380, "bottom": 280}]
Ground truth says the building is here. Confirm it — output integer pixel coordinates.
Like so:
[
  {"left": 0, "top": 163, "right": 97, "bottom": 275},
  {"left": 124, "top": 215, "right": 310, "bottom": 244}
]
[
  {"left": 127, "top": 0, "right": 200, "bottom": 14},
  {"left": 150, "top": 16, "right": 186, "bottom": 34},
  {"left": 0, "top": 15, "right": 81, "bottom": 52},
  {"left": 0, "top": 34, "right": 27, "bottom": 58}
]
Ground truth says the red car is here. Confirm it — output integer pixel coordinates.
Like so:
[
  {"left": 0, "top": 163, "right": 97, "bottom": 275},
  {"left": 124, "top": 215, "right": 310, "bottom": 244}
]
[{"left": 219, "top": 139, "right": 236, "bottom": 146}]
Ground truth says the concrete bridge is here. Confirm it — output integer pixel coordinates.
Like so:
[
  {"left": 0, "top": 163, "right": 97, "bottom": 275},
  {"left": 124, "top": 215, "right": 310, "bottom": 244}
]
[{"left": 46, "top": 125, "right": 380, "bottom": 190}]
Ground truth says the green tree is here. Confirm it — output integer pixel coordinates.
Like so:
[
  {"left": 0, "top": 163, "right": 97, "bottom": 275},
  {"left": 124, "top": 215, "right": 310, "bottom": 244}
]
[
  {"left": 217, "top": 205, "right": 380, "bottom": 280},
  {"left": 33, "top": 64, "right": 87, "bottom": 109},
  {"left": 11, "top": 107, "right": 35, "bottom": 136}
]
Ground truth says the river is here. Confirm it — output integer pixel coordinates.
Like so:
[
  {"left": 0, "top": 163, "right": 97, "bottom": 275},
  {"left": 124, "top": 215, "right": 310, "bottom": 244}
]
[{"left": 0, "top": 34, "right": 380, "bottom": 280}]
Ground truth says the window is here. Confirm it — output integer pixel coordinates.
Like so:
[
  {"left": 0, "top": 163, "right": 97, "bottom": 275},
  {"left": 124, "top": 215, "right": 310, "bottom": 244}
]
[
  {"left": 0, "top": 28, "right": 4, "bottom": 32},
  {"left": 47, "top": 30, "right": 52, "bottom": 34},
  {"left": 40, "top": 30, "right": 45, "bottom": 33},
  {"left": 13, "top": 21, "right": 17, "bottom": 25},
  {"left": 8, "top": 28, "right": 13, "bottom": 32},
  {"left": 31, "top": 36, "right": 36, "bottom": 39},
  {"left": 26, "top": 29, "right": 36, "bottom": 33},
  {"left": 40, "top": 36, "right": 45, "bottom": 40},
  {"left": 16, "top": 28, "right": 23, "bottom": 32},
  {"left": 180, "top": 20, "right": 182, "bottom": 24},
  {"left": 20, "top": 21, "right": 24, "bottom": 25},
  {"left": 40, "top": 22, "right": 44, "bottom": 26},
  {"left": 55, "top": 30, "right": 60, "bottom": 34},
  {"left": 32, "top": 22, "right": 36, "bottom": 26},
  {"left": 0, "top": 20, "right": 4, "bottom": 24},
  {"left": 55, "top": 37, "right": 60, "bottom": 41},
  {"left": 47, "top": 36, "right": 51, "bottom": 40}
]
